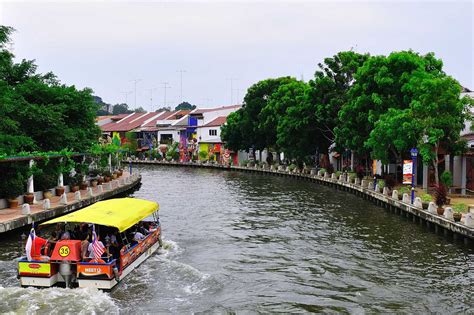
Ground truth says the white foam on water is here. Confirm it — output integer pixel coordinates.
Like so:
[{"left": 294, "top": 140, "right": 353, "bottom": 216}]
[{"left": 0, "top": 286, "right": 120, "bottom": 314}]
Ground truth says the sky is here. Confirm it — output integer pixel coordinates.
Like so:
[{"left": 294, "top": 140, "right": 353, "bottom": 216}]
[{"left": 0, "top": 1, "right": 472, "bottom": 111}]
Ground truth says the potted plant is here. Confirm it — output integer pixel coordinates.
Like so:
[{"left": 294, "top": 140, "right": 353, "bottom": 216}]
[
  {"left": 398, "top": 186, "right": 410, "bottom": 200},
  {"left": 319, "top": 168, "right": 327, "bottom": 176},
  {"left": 70, "top": 173, "right": 82, "bottom": 192},
  {"left": 103, "top": 170, "right": 112, "bottom": 183},
  {"left": 1, "top": 176, "right": 25, "bottom": 208},
  {"left": 383, "top": 175, "right": 396, "bottom": 193},
  {"left": 80, "top": 180, "right": 88, "bottom": 190},
  {"left": 24, "top": 192, "right": 35, "bottom": 205},
  {"left": 434, "top": 184, "right": 448, "bottom": 215},
  {"left": 452, "top": 203, "right": 465, "bottom": 222},
  {"left": 288, "top": 164, "right": 297, "bottom": 172},
  {"left": 420, "top": 193, "right": 433, "bottom": 210}
]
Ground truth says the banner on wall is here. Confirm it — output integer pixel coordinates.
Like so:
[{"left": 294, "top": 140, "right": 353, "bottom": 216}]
[{"left": 403, "top": 160, "right": 413, "bottom": 184}]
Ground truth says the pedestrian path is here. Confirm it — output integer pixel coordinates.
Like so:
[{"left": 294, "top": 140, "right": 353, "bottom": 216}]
[{"left": 0, "top": 172, "right": 141, "bottom": 233}]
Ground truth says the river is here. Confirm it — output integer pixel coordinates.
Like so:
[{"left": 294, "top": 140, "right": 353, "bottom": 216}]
[{"left": 1, "top": 165, "right": 473, "bottom": 313}]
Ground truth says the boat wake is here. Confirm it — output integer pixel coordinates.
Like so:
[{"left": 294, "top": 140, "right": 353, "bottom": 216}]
[
  {"left": 0, "top": 286, "right": 119, "bottom": 314},
  {"left": 0, "top": 239, "right": 221, "bottom": 314}
]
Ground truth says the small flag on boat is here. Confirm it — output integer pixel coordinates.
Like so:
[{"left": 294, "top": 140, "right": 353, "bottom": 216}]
[
  {"left": 92, "top": 225, "right": 105, "bottom": 259},
  {"left": 25, "top": 223, "right": 36, "bottom": 261}
]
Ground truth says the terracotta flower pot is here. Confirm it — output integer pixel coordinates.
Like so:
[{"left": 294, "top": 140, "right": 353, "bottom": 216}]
[
  {"left": 453, "top": 212, "right": 462, "bottom": 222},
  {"left": 55, "top": 186, "right": 65, "bottom": 196},
  {"left": 43, "top": 191, "right": 53, "bottom": 199},
  {"left": 104, "top": 176, "right": 111, "bottom": 183},
  {"left": 80, "top": 182, "right": 88, "bottom": 190},
  {"left": 24, "top": 193, "right": 34, "bottom": 205},
  {"left": 91, "top": 180, "right": 98, "bottom": 187},
  {"left": 8, "top": 198, "right": 19, "bottom": 208},
  {"left": 97, "top": 177, "right": 104, "bottom": 185},
  {"left": 71, "top": 186, "right": 80, "bottom": 192},
  {"left": 112, "top": 173, "right": 117, "bottom": 180},
  {"left": 437, "top": 207, "right": 445, "bottom": 216}
]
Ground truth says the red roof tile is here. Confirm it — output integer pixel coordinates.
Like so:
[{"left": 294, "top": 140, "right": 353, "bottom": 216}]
[
  {"left": 201, "top": 116, "right": 227, "bottom": 128},
  {"left": 101, "top": 112, "right": 158, "bottom": 132}
]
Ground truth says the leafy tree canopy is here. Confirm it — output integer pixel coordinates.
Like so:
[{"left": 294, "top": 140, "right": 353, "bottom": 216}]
[
  {"left": 175, "top": 102, "right": 196, "bottom": 111},
  {"left": 335, "top": 50, "right": 444, "bottom": 155},
  {"left": 0, "top": 25, "right": 100, "bottom": 155}
]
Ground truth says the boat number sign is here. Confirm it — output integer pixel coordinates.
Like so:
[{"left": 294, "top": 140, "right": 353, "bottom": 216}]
[{"left": 59, "top": 246, "right": 70, "bottom": 257}]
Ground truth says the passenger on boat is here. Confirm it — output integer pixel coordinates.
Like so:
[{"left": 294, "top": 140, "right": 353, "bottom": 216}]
[
  {"left": 80, "top": 233, "right": 90, "bottom": 261},
  {"left": 55, "top": 223, "right": 65, "bottom": 240},
  {"left": 87, "top": 234, "right": 106, "bottom": 259},
  {"left": 138, "top": 223, "right": 151, "bottom": 235},
  {"left": 133, "top": 230, "right": 146, "bottom": 242}
]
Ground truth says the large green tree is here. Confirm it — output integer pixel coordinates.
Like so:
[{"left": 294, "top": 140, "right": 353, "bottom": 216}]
[
  {"left": 0, "top": 26, "right": 100, "bottom": 155},
  {"left": 310, "top": 51, "right": 369, "bottom": 146},
  {"left": 335, "top": 51, "right": 444, "bottom": 156}
]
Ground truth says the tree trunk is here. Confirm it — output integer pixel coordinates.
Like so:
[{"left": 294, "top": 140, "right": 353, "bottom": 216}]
[{"left": 433, "top": 143, "right": 439, "bottom": 185}]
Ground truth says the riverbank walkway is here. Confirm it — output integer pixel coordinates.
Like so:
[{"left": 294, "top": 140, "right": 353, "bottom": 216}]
[
  {"left": 130, "top": 160, "right": 474, "bottom": 244},
  {"left": 0, "top": 172, "right": 141, "bottom": 234}
]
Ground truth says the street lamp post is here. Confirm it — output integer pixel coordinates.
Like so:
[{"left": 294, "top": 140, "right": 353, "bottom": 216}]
[{"left": 410, "top": 148, "right": 418, "bottom": 204}]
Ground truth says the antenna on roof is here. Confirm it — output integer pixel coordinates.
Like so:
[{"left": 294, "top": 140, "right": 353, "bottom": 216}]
[
  {"left": 146, "top": 88, "right": 158, "bottom": 113},
  {"left": 160, "top": 82, "right": 171, "bottom": 109},
  {"left": 177, "top": 70, "right": 186, "bottom": 104},
  {"left": 130, "top": 79, "right": 142, "bottom": 110},
  {"left": 227, "top": 78, "right": 237, "bottom": 105}
]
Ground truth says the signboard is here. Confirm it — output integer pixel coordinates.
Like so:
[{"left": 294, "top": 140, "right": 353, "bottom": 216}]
[{"left": 403, "top": 160, "right": 413, "bottom": 184}]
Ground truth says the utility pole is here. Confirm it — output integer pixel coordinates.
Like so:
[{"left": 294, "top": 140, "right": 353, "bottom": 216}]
[
  {"left": 177, "top": 70, "right": 186, "bottom": 104},
  {"left": 146, "top": 88, "right": 158, "bottom": 112},
  {"left": 232, "top": 88, "right": 242, "bottom": 104},
  {"left": 227, "top": 78, "right": 237, "bottom": 105},
  {"left": 130, "top": 79, "right": 142, "bottom": 110},
  {"left": 122, "top": 91, "right": 133, "bottom": 106},
  {"left": 161, "top": 82, "right": 171, "bottom": 109}
]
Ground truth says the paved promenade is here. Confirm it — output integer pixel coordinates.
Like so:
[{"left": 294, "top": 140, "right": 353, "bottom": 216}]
[{"left": 0, "top": 172, "right": 141, "bottom": 233}]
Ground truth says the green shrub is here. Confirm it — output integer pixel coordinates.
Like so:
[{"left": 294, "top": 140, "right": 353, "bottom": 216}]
[
  {"left": 335, "top": 171, "right": 342, "bottom": 177},
  {"left": 199, "top": 151, "right": 208, "bottom": 161},
  {"left": 288, "top": 164, "right": 297, "bottom": 172},
  {"left": 240, "top": 159, "right": 249, "bottom": 166},
  {"left": 348, "top": 172, "right": 356, "bottom": 180},
  {"left": 319, "top": 168, "right": 327, "bottom": 175},
  {"left": 440, "top": 171, "right": 453, "bottom": 187},
  {"left": 421, "top": 194, "right": 433, "bottom": 203},
  {"left": 453, "top": 203, "right": 466, "bottom": 213},
  {"left": 399, "top": 186, "right": 410, "bottom": 195},
  {"left": 378, "top": 179, "right": 385, "bottom": 189}
]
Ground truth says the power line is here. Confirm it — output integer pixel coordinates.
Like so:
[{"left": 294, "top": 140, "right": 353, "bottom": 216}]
[
  {"left": 177, "top": 70, "right": 186, "bottom": 104},
  {"left": 121, "top": 91, "right": 133, "bottom": 105},
  {"left": 130, "top": 79, "right": 142, "bottom": 110},
  {"left": 227, "top": 78, "right": 237, "bottom": 105},
  {"left": 160, "top": 82, "right": 171, "bottom": 108}
]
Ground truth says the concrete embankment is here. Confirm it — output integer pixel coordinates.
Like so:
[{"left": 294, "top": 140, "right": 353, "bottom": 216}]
[
  {"left": 130, "top": 160, "right": 474, "bottom": 244},
  {"left": 0, "top": 172, "right": 141, "bottom": 234}
]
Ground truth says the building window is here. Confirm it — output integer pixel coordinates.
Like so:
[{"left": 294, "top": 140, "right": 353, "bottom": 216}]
[{"left": 209, "top": 129, "right": 217, "bottom": 136}]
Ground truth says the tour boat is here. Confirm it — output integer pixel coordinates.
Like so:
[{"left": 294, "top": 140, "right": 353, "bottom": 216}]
[{"left": 17, "top": 198, "right": 162, "bottom": 290}]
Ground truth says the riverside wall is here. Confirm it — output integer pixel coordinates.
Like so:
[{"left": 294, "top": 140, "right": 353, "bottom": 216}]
[{"left": 130, "top": 160, "right": 474, "bottom": 244}]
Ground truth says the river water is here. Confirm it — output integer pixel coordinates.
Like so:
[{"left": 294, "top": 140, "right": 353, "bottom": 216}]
[{"left": 0, "top": 165, "right": 473, "bottom": 313}]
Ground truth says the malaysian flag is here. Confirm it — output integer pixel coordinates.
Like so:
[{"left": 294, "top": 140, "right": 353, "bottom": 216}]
[
  {"left": 91, "top": 225, "right": 105, "bottom": 259},
  {"left": 25, "top": 223, "right": 36, "bottom": 261}
]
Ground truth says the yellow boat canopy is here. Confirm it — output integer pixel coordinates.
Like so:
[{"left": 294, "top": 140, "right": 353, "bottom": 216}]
[{"left": 41, "top": 198, "right": 159, "bottom": 232}]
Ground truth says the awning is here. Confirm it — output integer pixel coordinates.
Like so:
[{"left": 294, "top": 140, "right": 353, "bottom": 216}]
[{"left": 41, "top": 198, "right": 159, "bottom": 232}]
